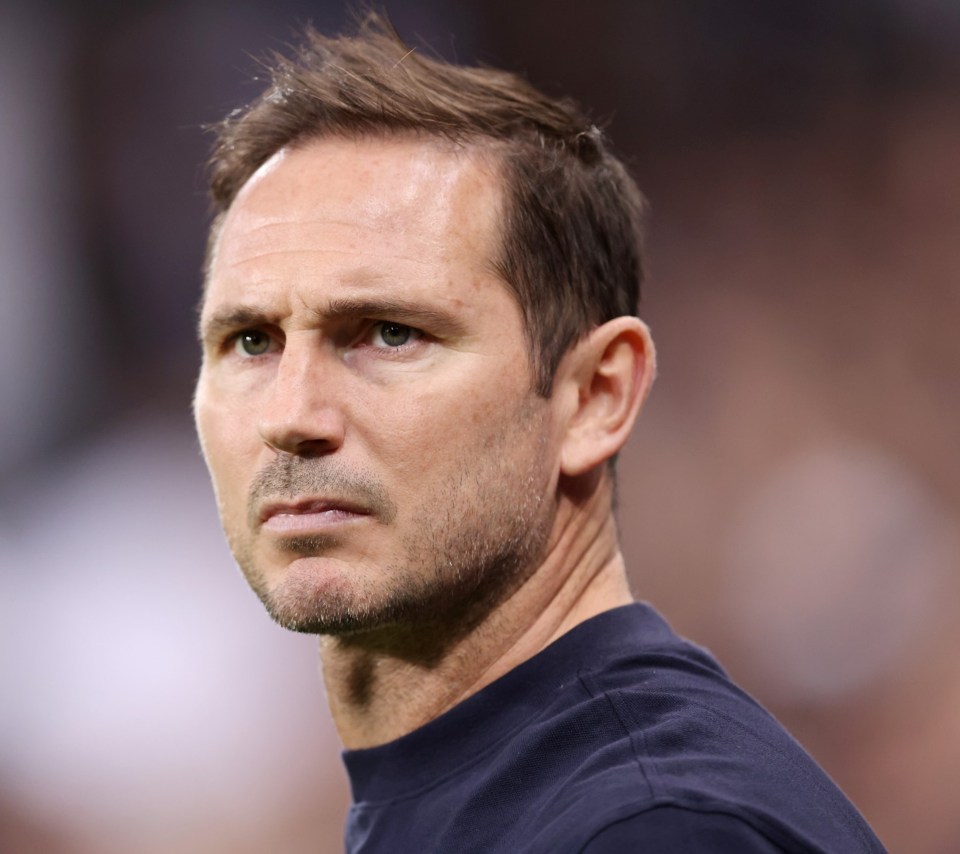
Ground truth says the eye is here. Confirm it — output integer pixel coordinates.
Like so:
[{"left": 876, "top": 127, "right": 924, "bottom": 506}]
[
  {"left": 370, "top": 322, "right": 420, "bottom": 348},
  {"left": 234, "top": 330, "right": 274, "bottom": 357}
]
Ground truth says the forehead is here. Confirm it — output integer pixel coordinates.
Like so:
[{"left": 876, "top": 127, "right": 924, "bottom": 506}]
[{"left": 206, "top": 135, "right": 506, "bottom": 298}]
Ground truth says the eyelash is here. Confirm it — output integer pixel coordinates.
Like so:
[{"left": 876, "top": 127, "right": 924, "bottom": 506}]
[
  {"left": 226, "top": 321, "right": 425, "bottom": 358},
  {"left": 366, "top": 321, "right": 423, "bottom": 350},
  {"left": 231, "top": 329, "right": 278, "bottom": 358}
]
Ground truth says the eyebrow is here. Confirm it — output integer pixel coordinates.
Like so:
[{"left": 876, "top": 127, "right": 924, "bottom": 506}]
[
  {"left": 199, "top": 296, "right": 467, "bottom": 345},
  {"left": 320, "top": 296, "right": 466, "bottom": 334},
  {"left": 199, "top": 307, "right": 279, "bottom": 346}
]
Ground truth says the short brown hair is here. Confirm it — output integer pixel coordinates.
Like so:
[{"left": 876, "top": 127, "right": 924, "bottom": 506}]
[{"left": 207, "top": 12, "right": 646, "bottom": 395}]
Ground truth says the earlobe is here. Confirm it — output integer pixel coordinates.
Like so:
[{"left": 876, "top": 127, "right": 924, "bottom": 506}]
[{"left": 558, "top": 317, "right": 656, "bottom": 477}]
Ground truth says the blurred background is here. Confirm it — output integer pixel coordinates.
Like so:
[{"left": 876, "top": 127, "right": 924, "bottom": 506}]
[{"left": 1, "top": 1, "right": 957, "bottom": 851}]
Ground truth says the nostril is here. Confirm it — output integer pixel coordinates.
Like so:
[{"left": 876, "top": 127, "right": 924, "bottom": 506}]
[{"left": 289, "top": 439, "right": 338, "bottom": 459}]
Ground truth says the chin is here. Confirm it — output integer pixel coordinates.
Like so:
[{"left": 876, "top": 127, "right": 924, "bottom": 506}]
[{"left": 249, "top": 555, "right": 374, "bottom": 635}]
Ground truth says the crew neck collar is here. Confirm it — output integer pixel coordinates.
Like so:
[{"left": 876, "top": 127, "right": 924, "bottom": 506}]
[{"left": 341, "top": 602, "right": 672, "bottom": 805}]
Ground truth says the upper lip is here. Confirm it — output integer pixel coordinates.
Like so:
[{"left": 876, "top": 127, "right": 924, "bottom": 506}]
[{"left": 257, "top": 497, "right": 372, "bottom": 525}]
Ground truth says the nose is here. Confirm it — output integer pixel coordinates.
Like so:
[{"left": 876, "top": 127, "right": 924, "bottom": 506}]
[{"left": 257, "top": 337, "right": 345, "bottom": 457}]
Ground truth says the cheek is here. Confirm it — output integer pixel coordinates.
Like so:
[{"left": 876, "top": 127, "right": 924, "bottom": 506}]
[
  {"left": 195, "top": 388, "right": 258, "bottom": 509},
  {"left": 355, "top": 372, "right": 533, "bottom": 483}
]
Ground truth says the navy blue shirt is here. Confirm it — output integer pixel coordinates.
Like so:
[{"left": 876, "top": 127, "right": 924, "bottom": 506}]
[{"left": 343, "top": 604, "right": 885, "bottom": 852}]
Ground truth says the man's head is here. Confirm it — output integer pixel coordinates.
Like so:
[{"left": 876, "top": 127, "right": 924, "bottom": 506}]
[{"left": 195, "top": 15, "right": 655, "bottom": 639}]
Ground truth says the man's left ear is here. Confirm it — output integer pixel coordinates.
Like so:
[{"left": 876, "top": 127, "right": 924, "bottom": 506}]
[{"left": 557, "top": 317, "right": 656, "bottom": 477}]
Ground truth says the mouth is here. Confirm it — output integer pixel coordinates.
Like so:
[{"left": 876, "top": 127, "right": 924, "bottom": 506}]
[{"left": 257, "top": 498, "right": 373, "bottom": 534}]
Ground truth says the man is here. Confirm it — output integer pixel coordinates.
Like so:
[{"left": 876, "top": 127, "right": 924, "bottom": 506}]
[{"left": 194, "top": 14, "right": 885, "bottom": 853}]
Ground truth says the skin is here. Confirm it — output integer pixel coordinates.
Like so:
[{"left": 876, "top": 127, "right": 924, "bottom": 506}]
[{"left": 194, "top": 135, "right": 656, "bottom": 748}]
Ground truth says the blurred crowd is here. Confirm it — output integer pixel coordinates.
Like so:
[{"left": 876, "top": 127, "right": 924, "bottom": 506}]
[{"left": 1, "top": 1, "right": 958, "bottom": 852}]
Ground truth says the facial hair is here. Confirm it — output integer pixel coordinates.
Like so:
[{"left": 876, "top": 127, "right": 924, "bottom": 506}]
[{"left": 226, "top": 407, "right": 556, "bottom": 640}]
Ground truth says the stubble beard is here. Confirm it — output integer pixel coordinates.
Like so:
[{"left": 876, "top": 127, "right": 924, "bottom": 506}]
[{"left": 226, "top": 409, "right": 557, "bottom": 640}]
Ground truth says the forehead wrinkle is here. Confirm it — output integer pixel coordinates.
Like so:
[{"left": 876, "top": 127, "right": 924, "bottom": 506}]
[
  {"left": 205, "top": 136, "right": 509, "bottom": 313},
  {"left": 216, "top": 217, "right": 447, "bottom": 271},
  {"left": 221, "top": 247, "right": 441, "bottom": 273},
  {"left": 225, "top": 215, "right": 430, "bottom": 241},
  {"left": 215, "top": 138, "right": 505, "bottom": 271}
]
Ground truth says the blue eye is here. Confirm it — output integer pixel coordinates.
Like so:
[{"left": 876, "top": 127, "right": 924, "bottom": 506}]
[
  {"left": 236, "top": 330, "right": 272, "bottom": 356},
  {"left": 374, "top": 322, "right": 415, "bottom": 348}
]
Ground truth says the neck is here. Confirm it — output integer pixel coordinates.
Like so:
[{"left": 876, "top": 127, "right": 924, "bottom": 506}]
[{"left": 319, "top": 473, "right": 633, "bottom": 749}]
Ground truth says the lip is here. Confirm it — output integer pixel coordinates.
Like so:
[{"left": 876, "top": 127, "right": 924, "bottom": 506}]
[{"left": 258, "top": 498, "right": 373, "bottom": 533}]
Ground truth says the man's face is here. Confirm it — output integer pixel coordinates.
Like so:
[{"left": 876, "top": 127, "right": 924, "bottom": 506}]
[{"left": 194, "top": 136, "right": 564, "bottom": 636}]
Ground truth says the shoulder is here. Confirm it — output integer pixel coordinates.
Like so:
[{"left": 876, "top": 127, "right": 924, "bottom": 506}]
[
  {"left": 580, "top": 806, "right": 788, "bottom": 853},
  {"left": 522, "top": 606, "right": 886, "bottom": 852}
]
